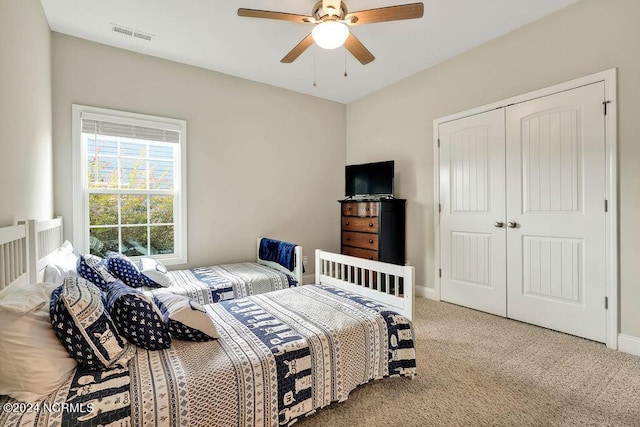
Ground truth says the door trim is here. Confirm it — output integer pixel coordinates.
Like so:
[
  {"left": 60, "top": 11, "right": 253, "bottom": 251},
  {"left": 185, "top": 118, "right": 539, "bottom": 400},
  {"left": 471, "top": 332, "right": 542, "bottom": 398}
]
[{"left": 432, "top": 68, "right": 618, "bottom": 349}]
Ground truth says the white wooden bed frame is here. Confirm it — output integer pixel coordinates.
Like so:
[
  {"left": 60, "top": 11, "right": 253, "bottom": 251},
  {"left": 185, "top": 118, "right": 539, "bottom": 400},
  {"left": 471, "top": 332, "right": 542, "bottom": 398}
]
[
  {"left": 0, "top": 220, "right": 414, "bottom": 322},
  {"left": 315, "top": 250, "right": 414, "bottom": 321},
  {"left": 0, "top": 223, "right": 29, "bottom": 293},
  {"left": 23, "top": 218, "right": 64, "bottom": 284},
  {"left": 0, "top": 218, "right": 63, "bottom": 294}
]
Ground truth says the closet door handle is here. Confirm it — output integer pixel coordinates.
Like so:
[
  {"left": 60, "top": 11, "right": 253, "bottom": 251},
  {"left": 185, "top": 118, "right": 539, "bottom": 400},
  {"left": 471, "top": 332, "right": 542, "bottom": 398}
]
[
  {"left": 494, "top": 221, "right": 504, "bottom": 228},
  {"left": 507, "top": 221, "right": 518, "bottom": 229}
]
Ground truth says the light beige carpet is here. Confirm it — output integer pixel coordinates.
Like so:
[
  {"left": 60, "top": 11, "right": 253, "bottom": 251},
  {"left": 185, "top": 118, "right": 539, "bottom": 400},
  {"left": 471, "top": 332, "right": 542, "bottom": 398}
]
[{"left": 298, "top": 297, "right": 640, "bottom": 427}]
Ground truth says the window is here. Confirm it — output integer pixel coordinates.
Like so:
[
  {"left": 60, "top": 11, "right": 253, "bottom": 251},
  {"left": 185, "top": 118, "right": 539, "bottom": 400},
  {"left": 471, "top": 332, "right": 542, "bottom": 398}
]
[{"left": 73, "top": 105, "right": 187, "bottom": 265}]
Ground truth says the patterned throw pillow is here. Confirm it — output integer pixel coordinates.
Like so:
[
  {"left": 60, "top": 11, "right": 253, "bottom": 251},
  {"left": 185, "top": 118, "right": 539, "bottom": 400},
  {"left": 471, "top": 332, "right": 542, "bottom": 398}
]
[
  {"left": 107, "top": 252, "right": 145, "bottom": 288},
  {"left": 154, "top": 293, "right": 219, "bottom": 342},
  {"left": 139, "top": 257, "right": 171, "bottom": 288},
  {"left": 50, "top": 276, "right": 134, "bottom": 370},
  {"left": 106, "top": 281, "right": 171, "bottom": 350},
  {"left": 77, "top": 254, "right": 117, "bottom": 291}
]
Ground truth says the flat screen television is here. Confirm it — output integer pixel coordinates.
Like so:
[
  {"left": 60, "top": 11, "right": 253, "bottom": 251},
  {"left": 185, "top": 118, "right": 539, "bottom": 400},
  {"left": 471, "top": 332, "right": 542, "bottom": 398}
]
[{"left": 345, "top": 160, "right": 394, "bottom": 198}]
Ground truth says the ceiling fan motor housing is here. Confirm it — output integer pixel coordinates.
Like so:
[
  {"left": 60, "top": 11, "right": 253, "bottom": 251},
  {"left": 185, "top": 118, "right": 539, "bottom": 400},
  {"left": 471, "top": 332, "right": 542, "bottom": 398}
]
[{"left": 312, "top": 1, "right": 349, "bottom": 21}]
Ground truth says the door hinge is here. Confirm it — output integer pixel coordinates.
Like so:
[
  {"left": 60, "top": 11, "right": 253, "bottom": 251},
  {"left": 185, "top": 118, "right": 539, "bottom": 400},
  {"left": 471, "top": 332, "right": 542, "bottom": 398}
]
[
  {"left": 438, "top": 203, "right": 442, "bottom": 213},
  {"left": 439, "top": 268, "right": 442, "bottom": 278},
  {"left": 604, "top": 296, "right": 609, "bottom": 310},
  {"left": 605, "top": 199, "right": 608, "bottom": 213},
  {"left": 437, "top": 138, "right": 440, "bottom": 148},
  {"left": 603, "top": 100, "right": 611, "bottom": 115}
]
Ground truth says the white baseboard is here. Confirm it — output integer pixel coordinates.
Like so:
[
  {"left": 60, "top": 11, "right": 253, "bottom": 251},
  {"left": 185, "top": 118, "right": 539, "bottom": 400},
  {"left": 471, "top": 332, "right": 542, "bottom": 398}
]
[
  {"left": 415, "top": 285, "right": 439, "bottom": 300},
  {"left": 618, "top": 334, "right": 640, "bottom": 357}
]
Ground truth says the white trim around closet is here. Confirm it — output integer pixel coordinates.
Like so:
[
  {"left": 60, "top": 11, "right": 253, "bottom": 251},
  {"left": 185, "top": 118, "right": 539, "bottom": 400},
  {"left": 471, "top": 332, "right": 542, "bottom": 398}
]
[{"left": 432, "top": 68, "right": 618, "bottom": 349}]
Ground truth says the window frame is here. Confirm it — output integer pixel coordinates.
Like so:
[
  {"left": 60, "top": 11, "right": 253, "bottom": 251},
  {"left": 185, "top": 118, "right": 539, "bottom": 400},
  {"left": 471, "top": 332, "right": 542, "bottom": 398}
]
[{"left": 72, "top": 104, "right": 188, "bottom": 265}]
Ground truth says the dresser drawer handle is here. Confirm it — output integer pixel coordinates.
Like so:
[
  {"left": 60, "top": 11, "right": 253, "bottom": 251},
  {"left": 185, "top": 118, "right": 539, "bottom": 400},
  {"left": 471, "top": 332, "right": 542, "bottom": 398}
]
[
  {"left": 369, "top": 256, "right": 373, "bottom": 260},
  {"left": 346, "top": 207, "right": 351, "bottom": 211},
  {"left": 369, "top": 239, "right": 374, "bottom": 244},
  {"left": 346, "top": 237, "right": 350, "bottom": 241},
  {"left": 345, "top": 221, "right": 350, "bottom": 226},
  {"left": 369, "top": 222, "right": 374, "bottom": 227},
  {"left": 365, "top": 207, "right": 370, "bottom": 211}
]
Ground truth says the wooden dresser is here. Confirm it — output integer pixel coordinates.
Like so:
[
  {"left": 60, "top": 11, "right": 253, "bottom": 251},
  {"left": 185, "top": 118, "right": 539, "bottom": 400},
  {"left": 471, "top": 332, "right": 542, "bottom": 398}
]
[{"left": 339, "top": 198, "right": 406, "bottom": 265}]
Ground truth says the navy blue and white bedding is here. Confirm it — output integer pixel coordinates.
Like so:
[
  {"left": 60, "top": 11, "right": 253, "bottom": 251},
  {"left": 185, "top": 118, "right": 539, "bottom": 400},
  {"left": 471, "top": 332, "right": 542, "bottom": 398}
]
[
  {"left": 0, "top": 284, "right": 416, "bottom": 427},
  {"left": 143, "top": 262, "right": 297, "bottom": 305}
]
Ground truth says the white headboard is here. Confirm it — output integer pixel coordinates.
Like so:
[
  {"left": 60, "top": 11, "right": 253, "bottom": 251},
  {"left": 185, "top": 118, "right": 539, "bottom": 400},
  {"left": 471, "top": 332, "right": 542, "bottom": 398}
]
[
  {"left": 21, "top": 218, "right": 64, "bottom": 283},
  {"left": 256, "top": 238, "right": 303, "bottom": 285},
  {"left": 0, "top": 223, "right": 29, "bottom": 293}
]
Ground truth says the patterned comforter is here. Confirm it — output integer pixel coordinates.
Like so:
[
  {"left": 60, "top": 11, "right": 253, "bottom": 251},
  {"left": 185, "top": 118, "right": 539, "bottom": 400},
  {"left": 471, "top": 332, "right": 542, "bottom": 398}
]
[
  {"left": 0, "top": 285, "right": 416, "bottom": 427},
  {"left": 143, "top": 262, "right": 297, "bottom": 305}
]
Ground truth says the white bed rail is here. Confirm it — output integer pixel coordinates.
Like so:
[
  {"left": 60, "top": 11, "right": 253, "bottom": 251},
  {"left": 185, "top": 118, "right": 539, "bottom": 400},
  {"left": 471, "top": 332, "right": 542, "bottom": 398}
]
[
  {"left": 315, "top": 250, "right": 414, "bottom": 321},
  {"left": 0, "top": 224, "right": 29, "bottom": 292}
]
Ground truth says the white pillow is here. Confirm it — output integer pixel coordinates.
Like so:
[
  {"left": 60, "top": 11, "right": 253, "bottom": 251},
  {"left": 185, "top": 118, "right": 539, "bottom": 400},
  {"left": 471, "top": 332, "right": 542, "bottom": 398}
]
[
  {"left": 44, "top": 241, "right": 78, "bottom": 286},
  {"left": 0, "top": 282, "right": 78, "bottom": 402},
  {"left": 139, "top": 257, "right": 172, "bottom": 287},
  {"left": 154, "top": 293, "right": 219, "bottom": 340}
]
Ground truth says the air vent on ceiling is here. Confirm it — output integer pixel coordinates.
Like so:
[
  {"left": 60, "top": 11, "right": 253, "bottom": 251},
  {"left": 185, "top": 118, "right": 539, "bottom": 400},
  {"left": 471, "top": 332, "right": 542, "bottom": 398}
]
[{"left": 111, "top": 24, "right": 154, "bottom": 42}]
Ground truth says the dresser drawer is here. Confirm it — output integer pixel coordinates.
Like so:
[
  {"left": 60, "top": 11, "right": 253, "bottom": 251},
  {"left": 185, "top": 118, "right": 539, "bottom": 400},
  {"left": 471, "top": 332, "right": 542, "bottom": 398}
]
[
  {"left": 342, "top": 202, "right": 379, "bottom": 217},
  {"left": 342, "top": 232, "right": 378, "bottom": 250},
  {"left": 341, "top": 247, "right": 378, "bottom": 261},
  {"left": 342, "top": 217, "right": 379, "bottom": 233}
]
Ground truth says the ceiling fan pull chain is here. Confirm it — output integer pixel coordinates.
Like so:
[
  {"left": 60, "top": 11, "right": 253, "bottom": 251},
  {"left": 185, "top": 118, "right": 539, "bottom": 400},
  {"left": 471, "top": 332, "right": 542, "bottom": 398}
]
[
  {"left": 313, "top": 50, "right": 318, "bottom": 87},
  {"left": 344, "top": 47, "right": 348, "bottom": 77}
]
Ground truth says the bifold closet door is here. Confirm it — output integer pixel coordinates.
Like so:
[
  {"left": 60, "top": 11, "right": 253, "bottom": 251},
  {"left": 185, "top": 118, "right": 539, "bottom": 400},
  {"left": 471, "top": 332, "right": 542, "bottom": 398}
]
[
  {"left": 439, "top": 109, "right": 507, "bottom": 316},
  {"left": 505, "top": 82, "right": 607, "bottom": 342}
]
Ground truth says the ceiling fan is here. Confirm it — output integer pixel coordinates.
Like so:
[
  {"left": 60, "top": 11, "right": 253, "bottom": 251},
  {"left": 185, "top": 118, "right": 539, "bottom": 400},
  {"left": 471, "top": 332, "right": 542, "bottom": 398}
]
[{"left": 238, "top": 1, "right": 424, "bottom": 65}]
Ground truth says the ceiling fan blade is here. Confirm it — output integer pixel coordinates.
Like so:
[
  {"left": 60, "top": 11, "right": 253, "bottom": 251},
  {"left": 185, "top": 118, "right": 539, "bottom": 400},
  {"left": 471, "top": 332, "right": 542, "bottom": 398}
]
[
  {"left": 344, "top": 33, "right": 375, "bottom": 65},
  {"left": 322, "top": 0, "right": 342, "bottom": 15},
  {"left": 281, "top": 34, "right": 314, "bottom": 63},
  {"left": 345, "top": 3, "right": 424, "bottom": 25},
  {"left": 238, "top": 8, "right": 314, "bottom": 24}
]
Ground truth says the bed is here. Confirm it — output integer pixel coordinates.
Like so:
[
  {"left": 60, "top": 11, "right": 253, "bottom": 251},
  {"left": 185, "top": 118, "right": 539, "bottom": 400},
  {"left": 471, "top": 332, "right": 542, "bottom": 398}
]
[
  {"left": 24, "top": 218, "right": 304, "bottom": 303},
  {"left": 142, "top": 238, "right": 303, "bottom": 305},
  {"left": 0, "top": 220, "right": 415, "bottom": 427}
]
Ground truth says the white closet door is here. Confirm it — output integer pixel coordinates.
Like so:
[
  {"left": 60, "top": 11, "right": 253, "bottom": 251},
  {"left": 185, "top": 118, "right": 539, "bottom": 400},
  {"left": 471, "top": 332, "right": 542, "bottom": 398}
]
[
  {"left": 505, "top": 82, "right": 606, "bottom": 342},
  {"left": 439, "top": 109, "right": 507, "bottom": 316}
]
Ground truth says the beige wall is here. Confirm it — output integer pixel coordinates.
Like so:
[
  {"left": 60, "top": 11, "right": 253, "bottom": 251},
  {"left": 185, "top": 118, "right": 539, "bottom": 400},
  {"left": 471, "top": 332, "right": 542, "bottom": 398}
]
[
  {"left": 346, "top": 0, "right": 640, "bottom": 337},
  {"left": 0, "top": 0, "right": 53, "bottom": 225},
  {"left": 52, "top": 34, "right": 345, "bottom": 274}
]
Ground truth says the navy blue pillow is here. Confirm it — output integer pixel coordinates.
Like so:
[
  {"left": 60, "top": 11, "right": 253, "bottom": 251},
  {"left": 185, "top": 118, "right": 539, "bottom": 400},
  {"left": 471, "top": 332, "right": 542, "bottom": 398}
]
[
  {"left": 154, "top": 293, "right": 219, "bottom": 342},
  {"left": 107, "top": 252, "right": 145, "bottom": 288},
  {"left": 77, "top": 254, "right": 117, "bottom": 291},
  {"left": 50, "top": 276, "right": 134, "bottom": 370},
  {"left": 106, "top": 281, "right": 171, "bottom": 350}
]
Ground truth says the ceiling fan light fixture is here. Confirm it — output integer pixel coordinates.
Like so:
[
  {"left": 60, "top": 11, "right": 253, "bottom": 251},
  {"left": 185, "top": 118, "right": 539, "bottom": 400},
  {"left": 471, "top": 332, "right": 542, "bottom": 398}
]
[{"left": 312, "top": 21, "right": 349, "bottom": 49}]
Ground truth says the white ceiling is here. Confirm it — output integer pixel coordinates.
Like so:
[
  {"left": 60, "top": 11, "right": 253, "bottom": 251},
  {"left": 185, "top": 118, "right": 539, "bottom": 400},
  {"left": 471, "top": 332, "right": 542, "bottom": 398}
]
[{"left": 40, "top": 0, "right": 577, "bottom": 104}]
